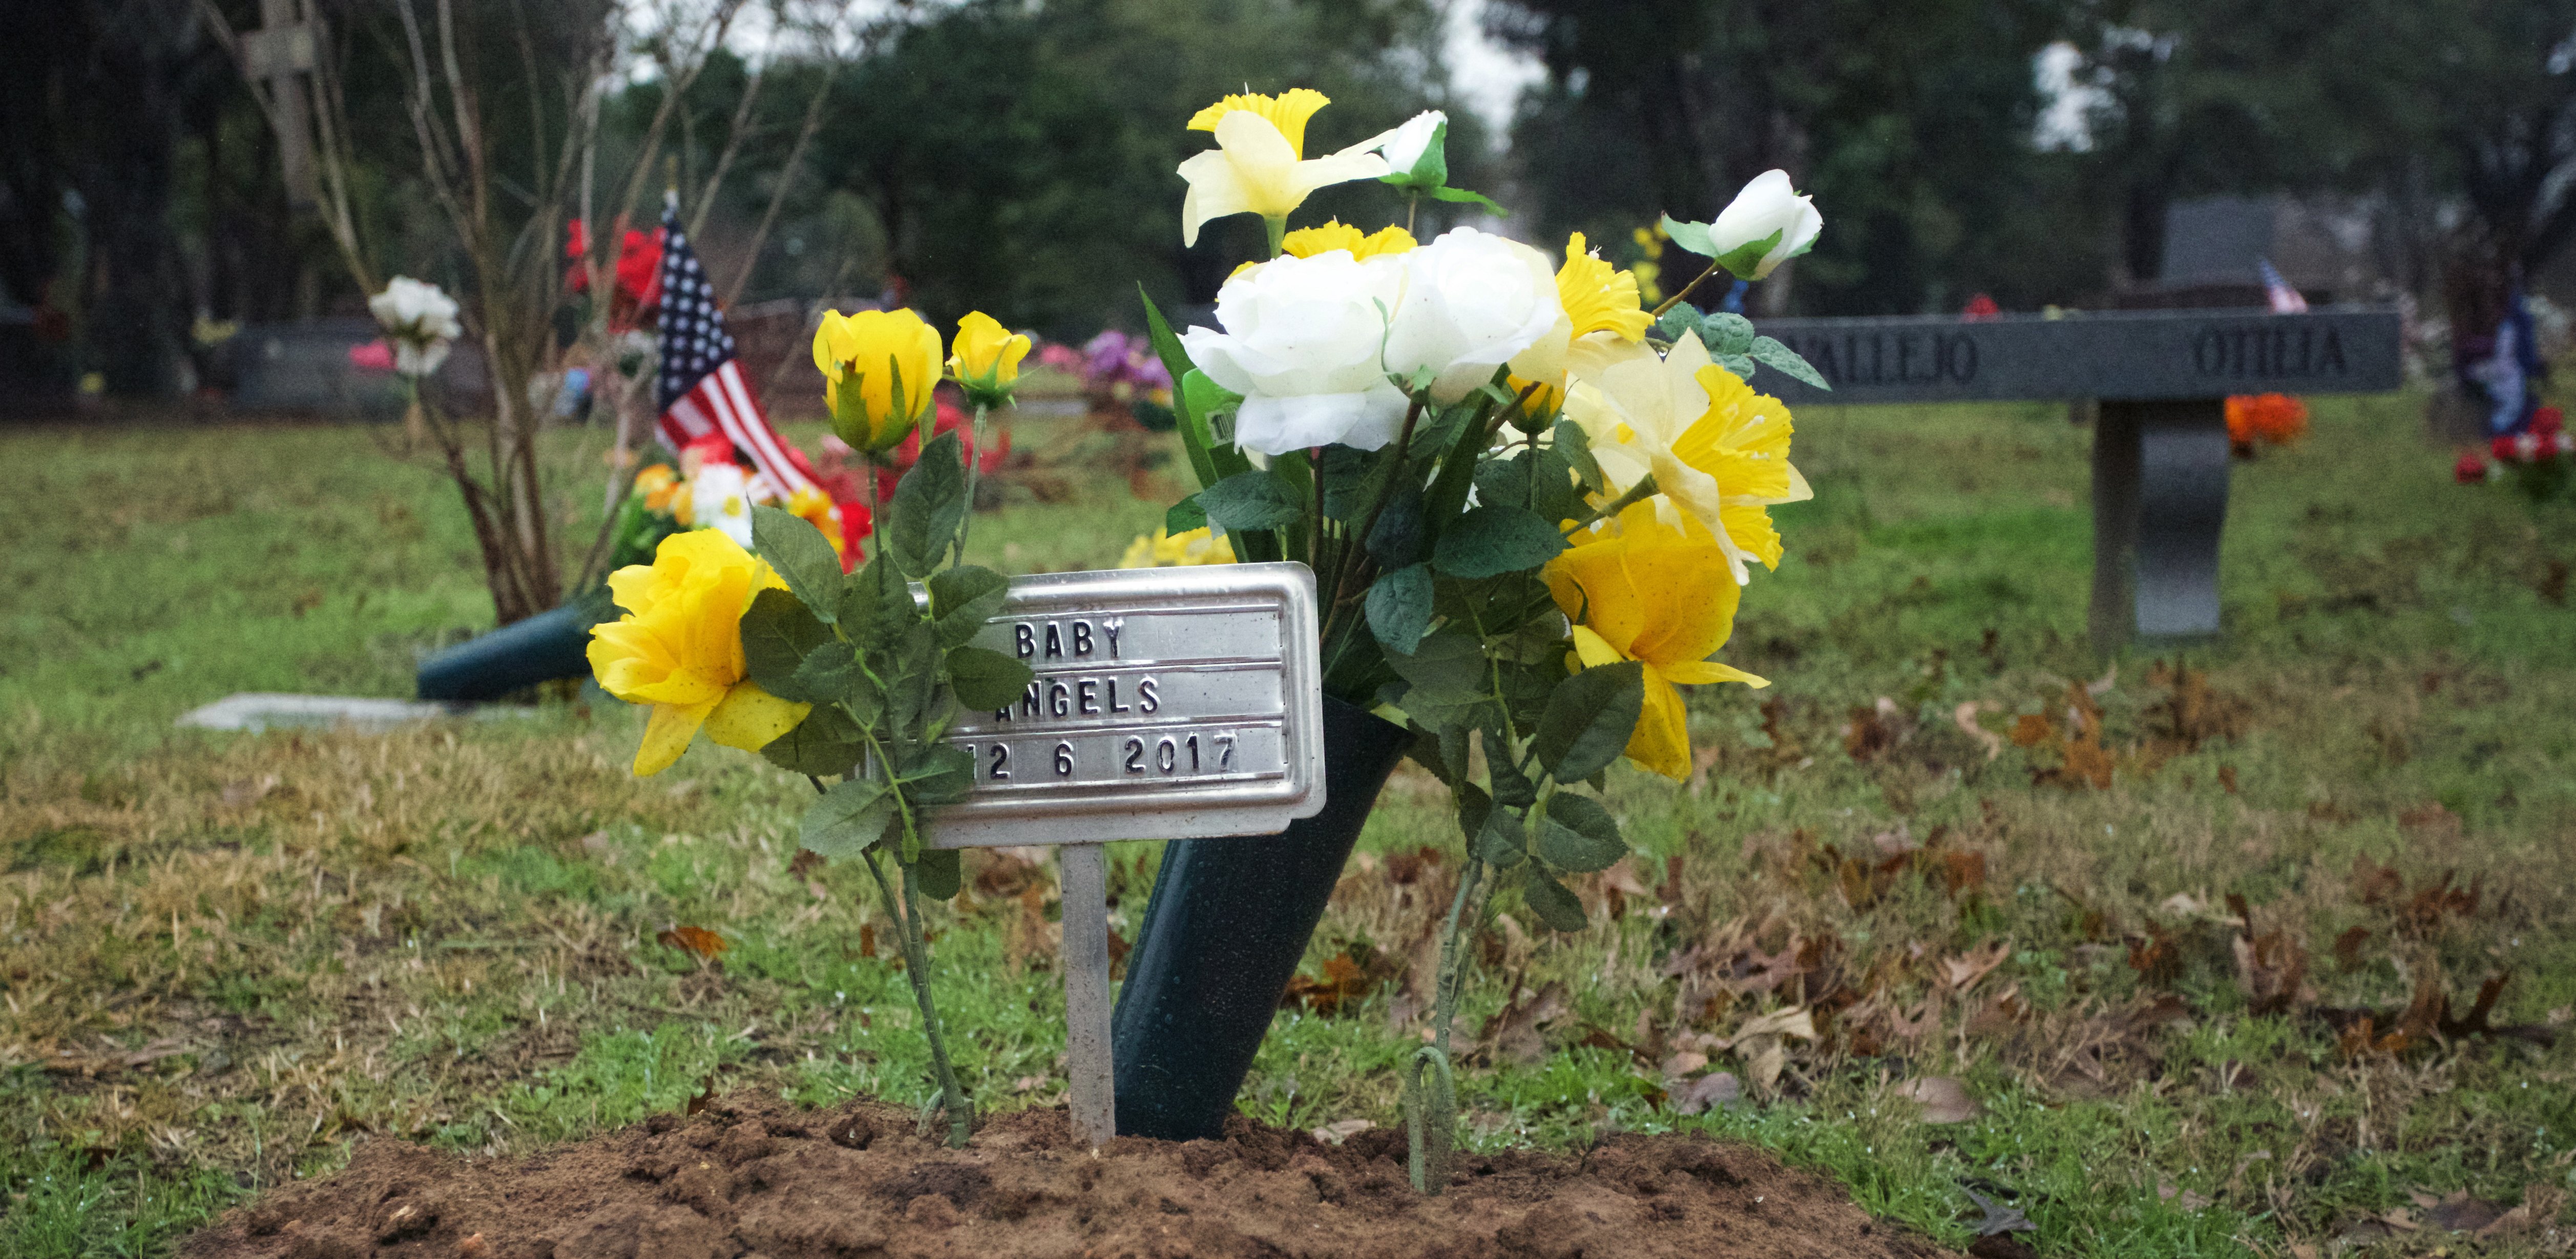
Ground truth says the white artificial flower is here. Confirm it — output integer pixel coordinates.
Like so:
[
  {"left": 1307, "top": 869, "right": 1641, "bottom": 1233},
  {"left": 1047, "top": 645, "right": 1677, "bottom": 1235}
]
[
  {"left": 689, "top": 462, "right": 757, "bottom": 550},
  {"left": 1381, "top": 227, "right": 1564, "bottom": 405},
  {"left": 1177, "top": 111, "right": 1390, "bottom": 248},
  {"left": 1180, "top": 250, "right": 1410, "bottom": 455},
  {"left": 1709, "top": 170, "right": 1821, "bottom": 280},
  {"left": 1374, "top": 110, "right": 1447, "bottom": 178},
  {"left": 368, "top": 276, "right": 463, "bottom": 377}
]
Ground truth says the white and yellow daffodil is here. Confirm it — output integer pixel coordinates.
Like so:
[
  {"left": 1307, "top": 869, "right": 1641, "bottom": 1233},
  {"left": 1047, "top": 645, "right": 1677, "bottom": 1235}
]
[{"left": 1177, "top": 90, "right": 1391, "bottom": 247}]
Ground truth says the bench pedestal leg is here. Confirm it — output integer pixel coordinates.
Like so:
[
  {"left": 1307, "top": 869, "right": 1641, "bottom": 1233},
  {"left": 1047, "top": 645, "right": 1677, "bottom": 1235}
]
[{"left": 2091, "top": 399, "right": 2230, "bottom": 653}]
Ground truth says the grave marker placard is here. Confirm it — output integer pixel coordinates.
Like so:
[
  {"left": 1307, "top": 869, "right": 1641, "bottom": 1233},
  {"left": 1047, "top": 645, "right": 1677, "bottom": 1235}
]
[
  {"left": 1746, "top": 307, "right": 2403, "bottom": 647},
  {"left": 913, "top": 562, "right": 1326, "bottom": 1148}
]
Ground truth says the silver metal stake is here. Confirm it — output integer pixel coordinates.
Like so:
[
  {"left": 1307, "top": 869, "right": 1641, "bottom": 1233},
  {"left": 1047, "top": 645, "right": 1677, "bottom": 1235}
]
[{"left": 1058, "top": 841, "right": 1115, "bottom": 1149}]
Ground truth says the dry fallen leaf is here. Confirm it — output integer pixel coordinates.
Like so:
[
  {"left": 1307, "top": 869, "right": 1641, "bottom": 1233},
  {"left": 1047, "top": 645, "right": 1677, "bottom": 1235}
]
[
  {"left": 1941, "top": 940, "right": 2011, "bottom": 993},
  {"left": 1308, "top": 1119, "right": 1373, "bottom": 1145},
  {"left": 657, "top": 925, "right": 728, "bottom": 960},
  {"left": 1898, "top": 1076, "right": 1980, "bottom": 1123},
  {"left": 1953, "top": 701, "right": 2004, "bottom": 760},
  {"left": 1671, "top": 1071, "right": 1741, "bottom": 1116}
]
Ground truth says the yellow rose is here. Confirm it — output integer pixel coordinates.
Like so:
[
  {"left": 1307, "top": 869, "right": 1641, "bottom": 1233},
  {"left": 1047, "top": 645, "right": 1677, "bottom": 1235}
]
[
  {"left": 1543, "top": 501, "right": 1766, "bottom": 780},
  {"left": 948, "top": 311, "right": 1030, "bottom": 407},
  {"left": 813, "top": 308, "right": 944, "bottom": 452},
  {"left": 588, "top": 530, "right": 812, "bottom": 776}
]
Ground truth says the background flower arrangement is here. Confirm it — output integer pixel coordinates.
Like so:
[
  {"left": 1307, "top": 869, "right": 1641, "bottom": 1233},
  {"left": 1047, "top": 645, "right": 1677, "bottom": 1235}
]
[{"left": 2458, "top": 404, "right": 2573, "bottom": 501}]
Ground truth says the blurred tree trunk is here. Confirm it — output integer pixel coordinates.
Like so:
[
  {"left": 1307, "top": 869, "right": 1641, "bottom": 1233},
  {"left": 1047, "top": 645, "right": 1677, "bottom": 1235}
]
[{"left": 79, "top": 0, "right": 203, "bottom": 397}]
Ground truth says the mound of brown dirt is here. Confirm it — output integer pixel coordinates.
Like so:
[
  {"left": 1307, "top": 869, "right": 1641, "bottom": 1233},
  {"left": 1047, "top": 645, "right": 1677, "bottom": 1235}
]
[{"left": 184, "top": 1092, "right": 1955, "bottom": 1259}]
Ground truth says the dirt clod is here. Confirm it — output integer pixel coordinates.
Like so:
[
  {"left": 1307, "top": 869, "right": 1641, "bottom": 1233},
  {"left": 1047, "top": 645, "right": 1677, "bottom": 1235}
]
[{"left": 184, "top": 1092, "right": 1952, "bottom": 1259}]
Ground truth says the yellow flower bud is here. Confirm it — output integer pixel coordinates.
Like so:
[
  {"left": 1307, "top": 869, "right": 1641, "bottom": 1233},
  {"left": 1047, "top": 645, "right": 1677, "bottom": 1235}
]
[
  {"left": 813, "top": 308, "right": 944, "bottom": 452},
  {"left": 948, "top": 311, "right": 1030, "bottom": 407}
]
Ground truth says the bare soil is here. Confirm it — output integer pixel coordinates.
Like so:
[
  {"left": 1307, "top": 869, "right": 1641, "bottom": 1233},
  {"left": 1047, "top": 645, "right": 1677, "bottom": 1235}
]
[{"left": 182, "top": 1092, "right": 1957, "bottom": 1259}]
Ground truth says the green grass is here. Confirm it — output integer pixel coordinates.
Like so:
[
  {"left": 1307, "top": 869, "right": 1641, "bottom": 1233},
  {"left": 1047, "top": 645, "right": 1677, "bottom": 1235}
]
[{"left": 3, "top": 394, "right": 2573, "bottom": 1256}]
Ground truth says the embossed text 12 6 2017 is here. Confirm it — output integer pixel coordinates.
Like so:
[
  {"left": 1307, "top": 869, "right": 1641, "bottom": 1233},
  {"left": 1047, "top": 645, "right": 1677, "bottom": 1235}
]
[{"left": 946, "top": 603, "right": 1290, "bottom": 791}]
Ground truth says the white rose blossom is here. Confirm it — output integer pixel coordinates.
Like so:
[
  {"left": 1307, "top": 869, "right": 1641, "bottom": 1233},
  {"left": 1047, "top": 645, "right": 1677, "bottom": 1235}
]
[
  {"left": 1381, "top": 227, "right": 1565, "bottom": 405},
  {"left": 367, "top": 276, "right": 463, "bottom": 377},
  {"left": 1709, "top": 170, "right": 1821, "bottom": 280},
  {"left": 1373, "top": 110, "right": 1446, "bottom": 179},
  {"left": 1180, "top": 250, "right": 1410, "bottom": 455}
]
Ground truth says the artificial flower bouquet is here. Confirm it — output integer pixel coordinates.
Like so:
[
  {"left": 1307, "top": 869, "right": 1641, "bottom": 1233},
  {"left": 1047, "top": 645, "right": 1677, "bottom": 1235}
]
[
  {"left": 588, "top": 305, "right": 1036, "bottom": 1145},
  {"left": 2461, "top": 405, "right": 2574, "bottom": 501},
  {"left": 1037, "top": 329, "right": 1177, "bottom": 431},
  {"left": 2226, "top": 392, "right": 2309, "bottom": 458},
  {"left": 606, "top": 435, "right": 871, "bottom": 573},
  {"left": 1151, "top": 87, "right": 1829, "bottom": 1188}
]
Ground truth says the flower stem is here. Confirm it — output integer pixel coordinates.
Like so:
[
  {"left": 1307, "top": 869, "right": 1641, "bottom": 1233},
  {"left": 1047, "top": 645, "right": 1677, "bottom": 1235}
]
[
  {"left": 864, "top": 845, "right": 973, "bottom": 1147},
  {"left": 957, "top": 402, "right": 990, "bottom": 562},
  {"left": 1651, "top": 258, "right": 1725, "bottom": 319},
  {"left": 1264, "top": 216, "right": 1287, "bottom": 260}
]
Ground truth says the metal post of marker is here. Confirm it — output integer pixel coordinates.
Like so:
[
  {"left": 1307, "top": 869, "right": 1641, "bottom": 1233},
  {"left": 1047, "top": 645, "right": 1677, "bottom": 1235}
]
[
  {"left": 1057, "top": 841, "right": 1115, "bottom": 1148},
  {"left": 917, "top": 563, "right": 1326, "bottom": 1147}
]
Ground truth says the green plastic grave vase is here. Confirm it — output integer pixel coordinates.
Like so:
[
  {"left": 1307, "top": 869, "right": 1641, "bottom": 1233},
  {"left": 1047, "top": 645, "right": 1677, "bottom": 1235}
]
[
  {"left": 1111, "top": 694, "right": 1412, "bottom": 1140},
  {"left": 415, "top": 602, "right": 597, "bottom": 702}
]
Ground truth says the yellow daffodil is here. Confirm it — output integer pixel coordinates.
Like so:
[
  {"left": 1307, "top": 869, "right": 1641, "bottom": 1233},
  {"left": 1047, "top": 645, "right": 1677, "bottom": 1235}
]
[
  {"left": 1282, "top": 221, "right": 1417, "bottom": 260},
  {"left": 1177, "top": 90, "right": 1390, "bottom": 247},
  {"left": 1562, "top": 330, "right": 1810, "bottom": 582},
  {"left": 813, "top": 308, "right": 944, "bottom": 452},
  {"left": 1544, "top": 500, "right": 1767, "bottom": 779},
  {"left": 1506, "top": 232, "right": 1653, "bottom": 425},
  {"left": 948, "top": 311, "right": 1030, "bottom": 408},
  {"left": 588, "top": 530, "right": 811, "bottom": 776},
  {"left": 1119, "top": 526, "right": 1237, "bottom": 569}
]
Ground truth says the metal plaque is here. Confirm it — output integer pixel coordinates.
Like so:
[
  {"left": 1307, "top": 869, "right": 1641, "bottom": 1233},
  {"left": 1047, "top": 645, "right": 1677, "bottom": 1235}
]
[{"left": 922, "top": 562, "right": 1326, "bottom": 849}]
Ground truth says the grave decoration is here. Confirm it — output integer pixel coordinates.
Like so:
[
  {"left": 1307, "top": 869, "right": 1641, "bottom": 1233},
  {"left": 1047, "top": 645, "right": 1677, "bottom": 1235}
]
[
  {"left": 2224, "top": 391, "right": 2309, "bottom": 458},
  {"left": 1121, "top": 87, "right": 1829, "bottom": 1191},
  {"left": 2464, "top": 405, "right": 2573, "bottom": 501},
  {"left": 589, "top": 307, "right": 1039, "bottom": 1149}
]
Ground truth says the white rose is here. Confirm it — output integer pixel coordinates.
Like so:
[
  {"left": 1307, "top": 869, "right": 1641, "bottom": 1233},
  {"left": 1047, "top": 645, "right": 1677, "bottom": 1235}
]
[
  {"left": 368, "top": 276, "right": 463, "bottom": 376},
  {"left": 1709, "top": 170, "right": 1821, "bottom": 280},
  {"left": 1382, "top": 227, "right": 1563, "bottom": 404},
  {"left": 1377, "top": 110, "right": 1446, "bottom": 179},
  {"left": 1180, "top": 251, "right": 1410, "bottom": 455},
  {"left": 689, "top": 462, "right": 757, "bottom": 550}
]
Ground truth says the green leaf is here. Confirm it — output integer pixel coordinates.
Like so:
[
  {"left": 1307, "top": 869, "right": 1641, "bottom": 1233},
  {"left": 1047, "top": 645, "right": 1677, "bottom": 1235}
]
[
  {"left": 1653, "top": 303, "right": 1703, "bottom": 343},
  {"left": 1536, "top": 794, "right": 1624, "bottom": 872},
  {"left": 927, "top": 566, "right": 1010, "bottom": 649},
  {"left": 1365, "top": 563, "right": 1436, "bottom": 655},
  {"left": 1433, "top": 505, "right": 1566, "bottom": 579},
  {"left": 1384, "top": 629, "right": 1484, "bottom": 695},
  {"left": 740, "top": 588, "right": 833, "bottom": 701},
  {"left": 1660, "top": 215, "right": 1715, "bottom": 257},
  {"left": 886, "top": 620, "right": 945, "bottom": 735},
  {"left": 1712, "top": 228, "right": 1784, "bottom": 280},
  {"left": 801, "top": 777, "right": 895, "bottom": 858},
  {"left": 1484, "top": 726, "right": 1538, "bottom": 808},
  {"left": 897, "top": 743, "right": 977, "bottom": 804},
  {"left": 1454, "top": 781, "right": 1492, "bottom": 846},
  {"left": 1378, "top": 117, "right": 1450, "bottom": 191},
  {"left": 1699, "top": 312, "right": 1756, "bottom": 356},
  {"left": 1140, "top": 287, "right": 1238, "bottom": 489},
  {"left": 1474, "top": 805, "right": 1526, "bottom": 868},
  {"left": 886, "top": 431, "right": 969, "bottom": 577},
  {"left": 1367, "top": 481, "right": 1427, "bottom": 567},
  {"left": 1406, "top": 722, "right": 1459, "bottom": 786},
  {"left": 1182, "top": 368, "right": 1241, "bottom": 423},
  {"left": 751, "top": 505, "right": 845, "bottom": 623},
  {"left": 1429, "top": 184, "right": 1505, "bottom": 215},
  {"left": 1473, "top": 449, "right": 1583, "bottom": 524},
  {"left": 1199, "top": 469, "right": 1303, "bottom": 533},
  {"left": 1315, "top": 444, "right": 1377, "bottom": 521},
  {"left": 760, "top": 703, "right": 865, "bottom": 776},
  {"left": 1521, "top": 869, "right": 1589, "bottom": 932},
  {"left": 909, "top": 848, "right": 962, "bottom": 901},
  {"left": 1748, "top": 335, "right": 1832, "bottom": 391},
  {"left": 1714, "top": 353, "right": 1757, "bottom": 380},
  {"left": 945, "top": 644, "right": 1035, "bottom": 712},
  {"left": 1552, "top": 420, "right": 1605, "bottom": 495},
  {"left": 1165, "top": 492, "right": 1207, "bottom": 534},
  {"left": 1129, "top": 396, "right": 1178, "bottom": 432},
  {"left": 835, "top": 555, "right": 908, "bottom": 645},
  {"left": 790, "top": 639, "right": 863, "bottom": 700},
  {"left": 1529, "top": 661, "right": 1645, "bottom": 782}
]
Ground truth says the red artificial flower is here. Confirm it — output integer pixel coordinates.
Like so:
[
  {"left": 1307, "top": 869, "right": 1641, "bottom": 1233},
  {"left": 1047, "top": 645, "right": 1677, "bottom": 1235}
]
[
  {"left": 1960, "top": 293, "right": 2000, "bottom": 321},
  {"left": 2533, "top": 406, "right": 2564, "bottom": 437},
  {"left": 2455, "top": 449, "right": 2489, "bottom": 483}
]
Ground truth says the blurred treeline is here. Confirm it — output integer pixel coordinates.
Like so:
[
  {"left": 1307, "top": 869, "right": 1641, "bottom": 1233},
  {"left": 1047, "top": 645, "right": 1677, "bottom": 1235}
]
[{"left": 5, "top": 0, "right": 2571, "bottom": 399}]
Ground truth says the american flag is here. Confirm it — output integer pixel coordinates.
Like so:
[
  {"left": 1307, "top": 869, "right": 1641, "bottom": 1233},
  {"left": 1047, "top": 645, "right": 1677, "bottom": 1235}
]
[
  {"left": 2258, "top": 258, "right": 2309, "bottom": 315},
  {"left": 655, "top": 212, "right": 813, "bottom": 499}
]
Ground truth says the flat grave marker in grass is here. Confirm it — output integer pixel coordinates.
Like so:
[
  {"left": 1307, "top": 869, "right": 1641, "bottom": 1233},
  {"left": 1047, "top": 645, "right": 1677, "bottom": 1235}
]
[
  {"left": 923, "top": 561, "right": 1326, "bottom": 1147},
  {"left": 1752, "top": 306, "right": 2402, "bottom": 646}
]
